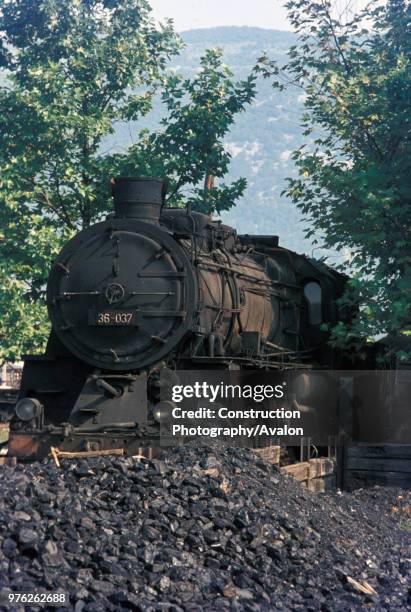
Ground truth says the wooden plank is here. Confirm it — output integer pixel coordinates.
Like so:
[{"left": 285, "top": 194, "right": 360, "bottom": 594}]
[
  {"left": 346, "top": 577, "right": 377, "bottom": 597},
  {"left": 345, "top": 470, "right": 411, "bottom": 490},
  {"left": 346, "top": 445, "right": 411, "bottom": 460},
  {"left": 50, "top": 446, "right": 125, "bottom": 467},
  {"left": 281, "top": 459, "right": 336, "bottom": 484},
  {"left": 253, "top": 445, "right": 280, "bottom": 465},
  {"left": 346, "top": 457, "right": 411, "bottom": 474},
  {"left": 308, "top": 458, "right": 335, "bottom": 479},
  {"left": 307, "top": 475, "right": 335, "bottom": 493},
  {"left": 0, "top": 425, "right": 9, "bottom": 445},
  {"left": 0, "top": 456, "right": 16, "bottom": 466},
  {"left": 281, "top": 461, "right": 310, "bottom": 482},
  {"left": 307, "top": 478, "right": 325, "bottom": 493}
]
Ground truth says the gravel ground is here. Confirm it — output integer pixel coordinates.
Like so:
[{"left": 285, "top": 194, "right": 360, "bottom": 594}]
[{"left": 0, "top": 442, "right": 410, "bottom": 611}]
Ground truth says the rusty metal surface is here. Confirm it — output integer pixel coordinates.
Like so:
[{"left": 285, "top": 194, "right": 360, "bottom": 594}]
[
  {"left": 7, "top": 430, "right": 162, "bottom": 461},
  {"left": 192, "top": 246, "right": 300, "bottom": 358},
  {"left": 8, "top": 434, "right": 42, "bottom": 459}
]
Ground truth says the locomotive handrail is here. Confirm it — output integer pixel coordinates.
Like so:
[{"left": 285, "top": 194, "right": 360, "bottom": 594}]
[{"left": 195, "top": 259, "right": 301, "bottom": 290}]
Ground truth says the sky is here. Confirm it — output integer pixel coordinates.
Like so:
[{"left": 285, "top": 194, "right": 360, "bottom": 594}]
[
  {"left": 149, "top": 0, "right": 292, "bottom": 32},
  {"left": 149, "top": 0, "right": 375, "bottom": 32}
]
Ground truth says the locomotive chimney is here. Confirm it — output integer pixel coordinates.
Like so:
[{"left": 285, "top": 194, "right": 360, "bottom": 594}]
[{"left": 111, "top": 176, "right": 167, "bottom": 223}]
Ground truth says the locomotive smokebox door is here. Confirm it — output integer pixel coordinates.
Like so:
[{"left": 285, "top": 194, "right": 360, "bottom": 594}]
[{"left": 46, "top": 177, "right": 196, "bottom": 371}]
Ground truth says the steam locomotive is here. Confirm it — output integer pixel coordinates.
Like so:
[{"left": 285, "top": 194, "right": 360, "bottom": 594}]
[{"left": 9, "top": 177, "right": 349, "bottom": 459}]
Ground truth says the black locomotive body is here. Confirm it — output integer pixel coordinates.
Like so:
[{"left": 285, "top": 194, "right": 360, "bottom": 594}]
[{"left": 10, "top": 177, "right": 348, "bottom": 459}]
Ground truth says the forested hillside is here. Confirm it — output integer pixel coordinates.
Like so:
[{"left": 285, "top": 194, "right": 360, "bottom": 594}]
[{"left": 111, "top": 27, "right": 311, "bottom": 253}]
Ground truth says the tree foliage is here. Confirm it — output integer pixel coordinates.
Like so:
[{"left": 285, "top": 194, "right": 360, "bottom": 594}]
[
  {"left": 0, "top": 0, "right": 256, "bottom": 360},
  {"left": 109, "top": 48, "right": 257, "bottom": 214},
  {"left": 260, "top": 0, "right": 411, "bottom": 360}
]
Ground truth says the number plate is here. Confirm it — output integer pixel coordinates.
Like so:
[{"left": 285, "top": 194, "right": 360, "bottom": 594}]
[{"left": 88, "top": 310, "right": 138, "bottom": 326}]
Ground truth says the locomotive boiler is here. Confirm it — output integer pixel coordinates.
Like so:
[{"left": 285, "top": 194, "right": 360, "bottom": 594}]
[{"left": 9, "top": 177, "right": 348, "bottom": 459}]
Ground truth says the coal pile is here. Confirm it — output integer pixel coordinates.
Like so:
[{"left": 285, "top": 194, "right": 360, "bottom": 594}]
[{"left": 0, "top": 443, "right": 410, "bottom": 611}]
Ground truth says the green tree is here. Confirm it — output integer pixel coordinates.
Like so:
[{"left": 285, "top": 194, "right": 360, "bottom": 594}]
[
  {"left": 109, "top": 48, "right": 257, "bottom": 214},
  {"left": 0, "top": 1, "right": 256, "bottom": 360},
  {"left": 0, "top": 0, "right": 180, "bottom": 360},
  {"left": 260, "top": 0, "right": 411, "bottom": 361}
]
